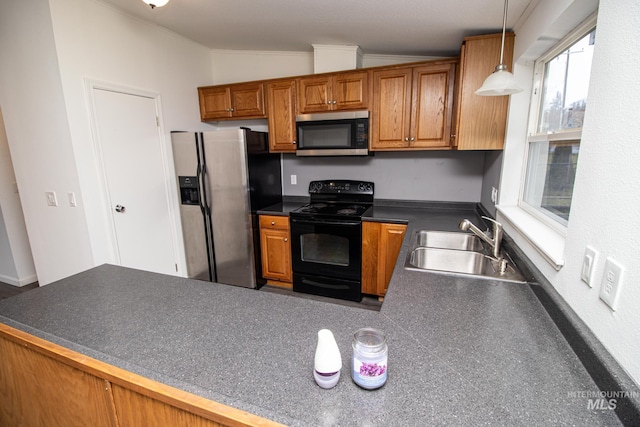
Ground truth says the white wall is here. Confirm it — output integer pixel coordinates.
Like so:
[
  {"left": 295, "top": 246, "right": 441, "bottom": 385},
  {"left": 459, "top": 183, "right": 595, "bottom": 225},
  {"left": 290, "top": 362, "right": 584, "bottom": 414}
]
[
  {"left": 48, "top": 0, "right": 214, "bottom": 277},
  {"left": 211, "top": 50, "right": 313, "bottom": 84},
  {"left": 0, "top": 0, "right": 94, "bottom": 285},
  {"left": 501, "top": 0, "right": 640, "bottom": 386},
  {"left": 210, "top": 50, "right": 437, "bottom": 85},
  {"left": 0, "top": 108, "right": 36, "bottom": 286},
  {"left": 0, "top": 0, "right": 214, "bottom": 284}
]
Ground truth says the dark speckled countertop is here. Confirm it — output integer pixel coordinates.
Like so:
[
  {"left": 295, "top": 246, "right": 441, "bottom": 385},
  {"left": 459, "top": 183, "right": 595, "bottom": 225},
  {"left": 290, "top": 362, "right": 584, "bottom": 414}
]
[{"left": 0, "top": 205, "right": 623, "bottom": 426}]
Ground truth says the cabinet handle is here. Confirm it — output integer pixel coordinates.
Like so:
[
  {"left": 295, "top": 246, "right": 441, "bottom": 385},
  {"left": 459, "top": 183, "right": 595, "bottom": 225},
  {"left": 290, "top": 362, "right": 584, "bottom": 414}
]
[
  {"left": 410, "top": 137, "right": 415, "bottom": 141},
  {"left": 230, "top": 107, "right": 234, "bottom": 112},
  {"left": 404, "top": 137, "right": 409, "bottom": 142},
  {"left": 271, "top": 221, "right": 276, "bottom": 225},
  {"left": 450, "top": 134, "right": 457, "bottom": 138},
  {"left": 292, "top": 140, "right": 297, "bottom": 144},
  {"left": 332, "top": 100, "right": 337, "bottom": 104},
  {"left": 284, "top": 238, "right": 288, "bottom": 242}
]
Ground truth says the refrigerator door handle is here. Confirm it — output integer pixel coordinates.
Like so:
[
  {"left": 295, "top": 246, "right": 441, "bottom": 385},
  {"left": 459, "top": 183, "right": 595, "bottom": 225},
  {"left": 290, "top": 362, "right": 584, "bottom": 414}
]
[{"left": 196, "top": 133, "right": 216, "bottom": 282}]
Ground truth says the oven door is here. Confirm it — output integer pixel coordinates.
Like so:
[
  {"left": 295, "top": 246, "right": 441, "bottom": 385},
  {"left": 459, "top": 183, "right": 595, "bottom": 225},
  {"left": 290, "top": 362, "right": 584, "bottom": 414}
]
[{"left": 290, "top": 217, "right": 362, "bottom": 281}]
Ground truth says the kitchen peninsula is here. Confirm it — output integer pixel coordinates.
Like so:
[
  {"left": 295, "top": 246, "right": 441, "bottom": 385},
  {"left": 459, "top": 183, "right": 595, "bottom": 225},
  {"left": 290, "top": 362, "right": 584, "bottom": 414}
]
[{"left": 0, "top": 207, "right": 626, "bottom": 426}]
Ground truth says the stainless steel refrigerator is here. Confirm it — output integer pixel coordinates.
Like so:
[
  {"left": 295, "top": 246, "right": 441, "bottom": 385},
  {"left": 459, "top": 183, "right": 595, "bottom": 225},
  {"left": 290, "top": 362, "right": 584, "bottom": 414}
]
[{"left": 171, "top": 129, "right": 282, "bottom": 288}]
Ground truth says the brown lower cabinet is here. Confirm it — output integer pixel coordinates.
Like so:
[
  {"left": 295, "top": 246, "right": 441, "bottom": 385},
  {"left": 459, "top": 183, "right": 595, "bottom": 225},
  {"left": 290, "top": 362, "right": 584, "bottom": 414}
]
[
  {"left": 259, "top": 215, "right": 292, "bottom": 287},
  {"left": 361, "top": 221, "right": 407, "bottom": 297},
  {"left": 0, "top": 323, "right": 283, "bottom": 427}
]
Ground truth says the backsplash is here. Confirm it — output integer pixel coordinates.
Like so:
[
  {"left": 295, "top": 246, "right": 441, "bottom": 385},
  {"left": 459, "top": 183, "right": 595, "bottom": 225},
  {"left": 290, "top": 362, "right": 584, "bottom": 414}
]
[{"left": 282, "top": 150, "right": 486, "bottom": 202}]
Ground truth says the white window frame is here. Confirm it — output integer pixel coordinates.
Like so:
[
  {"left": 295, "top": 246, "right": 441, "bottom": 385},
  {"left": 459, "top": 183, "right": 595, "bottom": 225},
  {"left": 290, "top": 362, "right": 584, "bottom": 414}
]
[{"left": 518, "top": 14, "right": 598, "bottom": 236}]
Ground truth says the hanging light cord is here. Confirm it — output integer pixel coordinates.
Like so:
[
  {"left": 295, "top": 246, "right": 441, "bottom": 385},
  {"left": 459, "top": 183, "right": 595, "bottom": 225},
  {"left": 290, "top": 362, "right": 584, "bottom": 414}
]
[{"left": 499, "top": 0, "right": 508, "bottom": 67}]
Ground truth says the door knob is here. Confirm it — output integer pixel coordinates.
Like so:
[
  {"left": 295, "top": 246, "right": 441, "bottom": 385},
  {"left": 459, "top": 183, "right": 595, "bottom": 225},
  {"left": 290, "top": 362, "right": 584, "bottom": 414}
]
[{"left": 115, "top": 204, "right": 126, "bottom": 213}]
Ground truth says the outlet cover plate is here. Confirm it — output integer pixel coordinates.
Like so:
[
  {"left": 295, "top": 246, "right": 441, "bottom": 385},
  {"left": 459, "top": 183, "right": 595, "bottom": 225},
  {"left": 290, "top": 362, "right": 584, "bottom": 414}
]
[{"left": 599, "top": 257, "right": 624, "bottom": 311}]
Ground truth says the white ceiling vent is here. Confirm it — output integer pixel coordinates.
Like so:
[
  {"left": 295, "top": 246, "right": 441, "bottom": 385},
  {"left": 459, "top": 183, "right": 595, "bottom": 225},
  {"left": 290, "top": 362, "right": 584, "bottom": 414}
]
[{"left": 312, "top": 44, "right": 363, "bottom": 74}]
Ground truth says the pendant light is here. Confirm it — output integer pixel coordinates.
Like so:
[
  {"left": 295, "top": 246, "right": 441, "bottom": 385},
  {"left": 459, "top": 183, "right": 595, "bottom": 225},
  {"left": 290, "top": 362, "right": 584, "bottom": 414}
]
[
  {"left": 142, "top": 0, "right": 170, "bottom": 9},
  {"left": 475, "top": 0, "right": 523, "bottom": 96}
]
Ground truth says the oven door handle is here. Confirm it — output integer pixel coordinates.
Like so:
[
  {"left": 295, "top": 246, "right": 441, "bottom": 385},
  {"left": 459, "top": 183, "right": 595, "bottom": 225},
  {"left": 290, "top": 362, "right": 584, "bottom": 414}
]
[{"left": 290, "top": 217, "right": 361, "bottom": 227}]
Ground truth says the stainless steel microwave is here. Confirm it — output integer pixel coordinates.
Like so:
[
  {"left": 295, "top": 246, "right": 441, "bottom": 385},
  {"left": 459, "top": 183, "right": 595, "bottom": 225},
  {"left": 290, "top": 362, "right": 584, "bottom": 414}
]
[{"left": 295, "top": 110, "right": 369, "bottom": 156}]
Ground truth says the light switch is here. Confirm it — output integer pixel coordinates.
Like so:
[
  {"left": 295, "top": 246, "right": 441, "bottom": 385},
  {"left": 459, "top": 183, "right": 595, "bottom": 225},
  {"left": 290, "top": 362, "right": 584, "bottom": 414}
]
[
  {"left": 68, "top": 192, "right": 77, "bottom": 207},
  {"left": 291, "top": 174, "right": 297, "bottom": 185},
  {"left": 45, "top": 191, "right": 58, "bottom": 207},
  {"left": 580, "top": 246, "right": 598, "bottom": 287}
]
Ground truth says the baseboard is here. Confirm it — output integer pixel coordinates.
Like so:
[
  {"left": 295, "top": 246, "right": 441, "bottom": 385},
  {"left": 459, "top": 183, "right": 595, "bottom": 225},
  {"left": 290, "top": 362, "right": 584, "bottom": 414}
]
[{"left": 0, "top": 273, "right": 38, "bottom": 287}]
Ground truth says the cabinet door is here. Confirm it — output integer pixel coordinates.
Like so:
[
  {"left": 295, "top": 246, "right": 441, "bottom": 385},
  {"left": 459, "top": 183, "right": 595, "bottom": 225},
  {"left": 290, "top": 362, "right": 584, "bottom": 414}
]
[
  {"left": 378, "top": 224, "right": 407, "bottom": 295},
  {"left": 260, "top": 228, "right": 292, "bottom": 282},
  {"left": 297, "top": 76, "right": 332, "bottom": 113},
  {"left": 361, "top": 222, "right": 381, "bottom": 295},
  {"left": 267, "top": 80, "right": 297, "bottom": 153},
  {"left": 455, "top": 33, "right": 514, "bottom": 150},
  {"left": 410, "top": 63, "right": 455, "bottom": 148},
  {"left": 198, "top": 86, "right": 232, "bottom": 120},
  {"left": 112, "top": 385, "right": 223, "bottom": 427},
  {"left": 361, "top": 222, "right": 407, "bottom": 296},
  {"left": 229, "top": 82, "right": 266, "bottom": 118},
  {"left": 332, "top": 71, "right": 369, "bottom": 111},
  {"left": 0, "top": 334, "right": 116, "bottom": 427},
  {"left": 370, "top": 68, "right": 412, "bottom": 150}
]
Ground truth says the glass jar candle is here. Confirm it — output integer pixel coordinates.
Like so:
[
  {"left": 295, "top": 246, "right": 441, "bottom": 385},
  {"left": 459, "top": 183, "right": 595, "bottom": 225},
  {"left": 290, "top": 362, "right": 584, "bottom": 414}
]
[{"left": 351, "top": 328, "right": 388, "bottom": 389}]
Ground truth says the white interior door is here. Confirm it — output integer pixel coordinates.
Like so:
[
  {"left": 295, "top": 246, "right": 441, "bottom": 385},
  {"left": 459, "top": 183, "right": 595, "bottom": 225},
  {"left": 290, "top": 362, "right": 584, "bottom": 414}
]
[{"left": 92, "top": 88, "right": 177, "bottom": 275}]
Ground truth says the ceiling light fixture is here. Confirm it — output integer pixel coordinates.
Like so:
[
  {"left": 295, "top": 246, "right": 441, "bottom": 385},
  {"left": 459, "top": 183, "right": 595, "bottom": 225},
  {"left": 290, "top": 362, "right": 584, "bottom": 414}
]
[
  {"left": 142, "top": 0, "right": 169, "bottom": 9},
  {"left": 475, "top": 0, "right": 523, "bottom": 96}
]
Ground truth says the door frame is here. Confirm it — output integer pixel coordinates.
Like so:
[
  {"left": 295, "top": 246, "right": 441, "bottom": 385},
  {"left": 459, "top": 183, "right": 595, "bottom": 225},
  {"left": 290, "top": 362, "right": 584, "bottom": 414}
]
[{"left": 84, "top": 79, "right": 183, "bottom": 275}]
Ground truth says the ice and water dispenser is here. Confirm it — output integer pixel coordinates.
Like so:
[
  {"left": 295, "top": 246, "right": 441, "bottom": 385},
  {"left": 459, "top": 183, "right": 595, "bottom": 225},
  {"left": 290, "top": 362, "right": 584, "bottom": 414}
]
[{"left": 178, "top": 176, "right": 200, "bottom": 205}]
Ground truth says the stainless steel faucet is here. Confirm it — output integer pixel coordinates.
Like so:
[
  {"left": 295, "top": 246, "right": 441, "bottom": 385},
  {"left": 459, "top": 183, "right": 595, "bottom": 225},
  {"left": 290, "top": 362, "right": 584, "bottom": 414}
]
[{"left": 459, "top": 216, "right": 504, "bottom": 260}]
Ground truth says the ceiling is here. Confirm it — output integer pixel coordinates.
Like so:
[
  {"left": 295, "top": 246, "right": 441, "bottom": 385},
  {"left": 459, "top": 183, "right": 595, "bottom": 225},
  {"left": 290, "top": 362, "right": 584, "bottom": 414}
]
[{"left": 99, "top": 0, "right": 533, "bottom": 57}]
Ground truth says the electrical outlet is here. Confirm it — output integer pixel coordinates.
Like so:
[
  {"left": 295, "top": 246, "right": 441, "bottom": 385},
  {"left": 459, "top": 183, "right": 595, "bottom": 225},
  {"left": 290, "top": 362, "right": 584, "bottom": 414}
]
[
  {"left": 599, "top": 257, "right": 624, "bottom": 311},
  {"left": 580, "top": 246, "right": 598, "bottom": 287},
  {"left": 491, "top": 187, "right": 498, "bottom": 204},
  {"left": 290, "top": 174, "right": 297, "bottom": 185},
  {"left": 45, "top": 191, "right": 58, "bottom": 207}
]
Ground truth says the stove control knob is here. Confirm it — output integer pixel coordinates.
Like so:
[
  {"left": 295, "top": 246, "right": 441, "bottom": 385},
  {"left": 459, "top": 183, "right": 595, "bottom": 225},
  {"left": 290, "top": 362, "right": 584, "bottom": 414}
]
[
  {"left": 310, "top": 182, "right": 323, "bottom": 192},
  {"left": 358, "top": 183, "right": 373, "bottom": 193}
]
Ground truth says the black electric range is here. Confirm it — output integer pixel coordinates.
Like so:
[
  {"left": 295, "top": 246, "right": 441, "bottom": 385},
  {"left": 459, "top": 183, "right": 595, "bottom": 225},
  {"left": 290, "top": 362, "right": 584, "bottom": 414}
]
[{"left": 289, "top": 180, "right": 374, "bottom": 302}]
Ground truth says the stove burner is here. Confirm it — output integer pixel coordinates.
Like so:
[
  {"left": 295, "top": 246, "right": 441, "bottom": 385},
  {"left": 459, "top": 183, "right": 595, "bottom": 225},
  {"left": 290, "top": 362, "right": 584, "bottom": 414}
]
[
  {"left": 337, "top": 208, "right": 357, "bottom": 215},
  {"left": 298, "top": 203, "right": 328, "bottom": 213}
]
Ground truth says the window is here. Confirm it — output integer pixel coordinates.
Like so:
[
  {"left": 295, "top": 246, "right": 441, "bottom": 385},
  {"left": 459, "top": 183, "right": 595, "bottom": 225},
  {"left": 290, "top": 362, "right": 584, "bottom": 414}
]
[{"left": 521, "top": 21, "right": 596, "bottom": 230}]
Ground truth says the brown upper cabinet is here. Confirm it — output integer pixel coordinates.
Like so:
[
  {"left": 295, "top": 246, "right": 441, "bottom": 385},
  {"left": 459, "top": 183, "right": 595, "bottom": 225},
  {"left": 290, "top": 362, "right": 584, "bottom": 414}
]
[
  {"left": 196, "top": 32, "right": 513, "bottom": 152},
  {"left": 297, "top": 71, "right": 369, "bottom": 114},
  {"left": 198, "top": 82, "right": 266, "bottom": 121},
  {"left": 453, "top": 33, "right": 515, "bottom": 150},
  {"left": 370, "top": 60, "right": 456, "bottom": 150},
  {"left": 266, "top": 79, "right": 297, "bottom": 153}
]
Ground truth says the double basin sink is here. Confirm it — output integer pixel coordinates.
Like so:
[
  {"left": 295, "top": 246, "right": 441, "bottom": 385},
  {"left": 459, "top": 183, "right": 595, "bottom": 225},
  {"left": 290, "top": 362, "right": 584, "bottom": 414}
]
[{"left": 404, "top": 230, "right": 526, "bottom": 283}]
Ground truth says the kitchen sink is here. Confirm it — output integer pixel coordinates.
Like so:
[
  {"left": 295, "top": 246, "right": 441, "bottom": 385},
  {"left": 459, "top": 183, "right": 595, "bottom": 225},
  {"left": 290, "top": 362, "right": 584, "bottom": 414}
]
[
  {"left": 404, "top": 230, "right": 526, "bottom": 283},
  {"left": 413, "top": 230, "right": 484, "bottom": 251}
]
